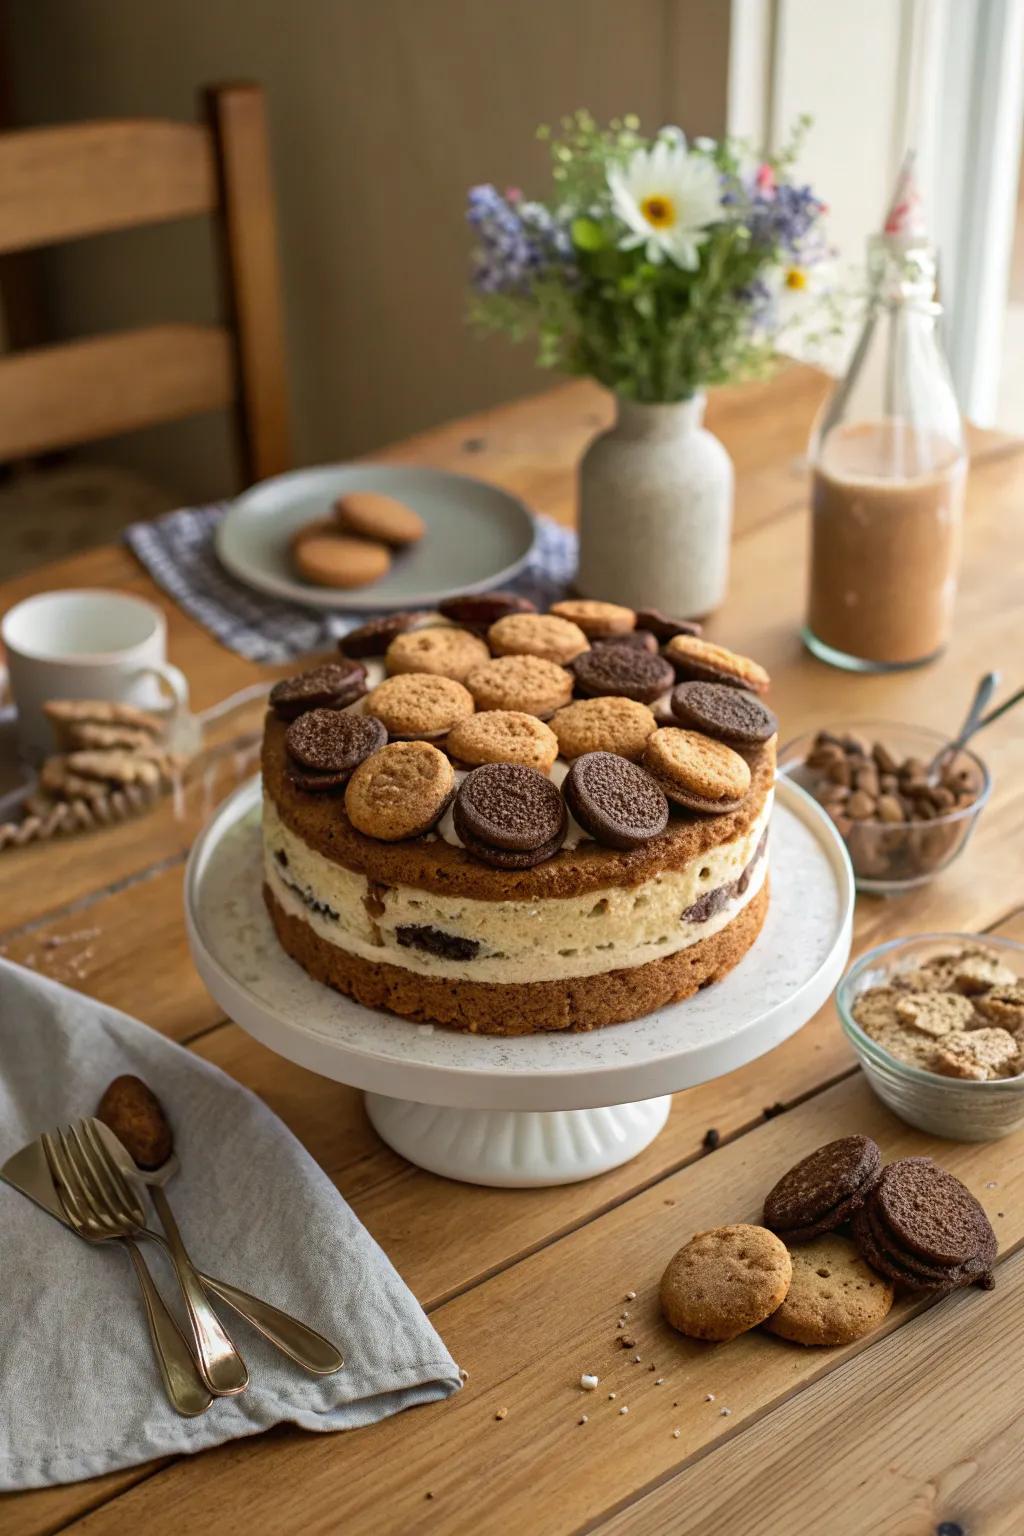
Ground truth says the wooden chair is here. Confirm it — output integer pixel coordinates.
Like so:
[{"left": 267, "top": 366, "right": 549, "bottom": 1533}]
[{"left": 0, "top": 82, "right": 290, "bottom": 486}]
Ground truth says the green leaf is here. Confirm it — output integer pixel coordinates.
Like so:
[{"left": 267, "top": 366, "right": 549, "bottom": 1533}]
[{"left": 571, "top": 217, "right": 605, "bottom": 252}]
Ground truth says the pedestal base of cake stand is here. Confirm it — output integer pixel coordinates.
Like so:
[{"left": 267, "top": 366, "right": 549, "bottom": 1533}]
[
  {"left": 185, "top": 775, "right": 854, "bottom": 1190},
  {"left": 363, "top": 1093, "right": 672, "bottom": 1187}
]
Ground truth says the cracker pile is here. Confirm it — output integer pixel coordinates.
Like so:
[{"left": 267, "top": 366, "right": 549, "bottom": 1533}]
[{"left": 851, "top": 943, "right": 1024, "bottom": 1081}]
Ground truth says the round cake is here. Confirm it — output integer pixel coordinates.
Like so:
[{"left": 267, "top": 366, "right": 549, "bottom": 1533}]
[{"left": 261, "top": 599, "right": 776, "bottom": 1035}]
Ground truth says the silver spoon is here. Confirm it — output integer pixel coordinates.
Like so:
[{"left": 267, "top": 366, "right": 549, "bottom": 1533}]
[{"left": 929, "top": 671, "right": 1000, "bottom": 778}]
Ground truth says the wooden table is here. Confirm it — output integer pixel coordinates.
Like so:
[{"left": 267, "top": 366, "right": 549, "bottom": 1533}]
[{"left": 4, "top": 365, "right": 1024, "bottom": 1536}]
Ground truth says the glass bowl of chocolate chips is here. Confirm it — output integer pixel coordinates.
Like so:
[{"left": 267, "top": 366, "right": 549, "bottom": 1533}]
[
  {"left": 837, "top": 934, "right": 1024, "bottom": 1140},
  {"left": 778, "top": 721, "right": 990, "bottom": 894}
]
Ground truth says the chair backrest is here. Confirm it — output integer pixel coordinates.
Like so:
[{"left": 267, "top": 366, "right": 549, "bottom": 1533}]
[{"left": 0, "top": 82, "right": 290, "bottom": 484}]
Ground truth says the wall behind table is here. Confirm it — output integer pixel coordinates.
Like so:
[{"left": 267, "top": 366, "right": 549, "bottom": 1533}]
[{"left": 3, "top": 0, "right": 730, "bottom": 504}]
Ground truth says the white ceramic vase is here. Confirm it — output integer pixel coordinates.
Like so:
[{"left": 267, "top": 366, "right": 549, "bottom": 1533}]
[{"left": 576, "top": 392, "right": 734, "bottom": 617}]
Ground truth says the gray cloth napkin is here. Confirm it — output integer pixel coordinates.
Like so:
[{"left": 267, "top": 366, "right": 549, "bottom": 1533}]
[
  {"left": 125, "top": 502, "right": 578, "bottom": 663},
  {"left": 0, "top": 958, "right": 462, "bottom": 1490}
]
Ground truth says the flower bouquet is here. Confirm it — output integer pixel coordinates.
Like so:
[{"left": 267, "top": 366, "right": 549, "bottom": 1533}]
[{"left": 466, "top": 113, "right": 832, "bottom": 614}]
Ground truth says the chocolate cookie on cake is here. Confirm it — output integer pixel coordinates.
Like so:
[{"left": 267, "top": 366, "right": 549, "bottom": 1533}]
[{"left": 260, "top": 597, "right": 775, "bottom": 1034}]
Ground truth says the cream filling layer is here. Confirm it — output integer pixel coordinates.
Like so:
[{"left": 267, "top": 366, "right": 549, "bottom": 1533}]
[{"left": 263, "top": 792, "right": 771, "bottom": 985}]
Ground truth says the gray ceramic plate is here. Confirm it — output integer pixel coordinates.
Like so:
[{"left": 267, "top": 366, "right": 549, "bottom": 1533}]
[{"left": 216, "top": 463, "right": 537, "bottom": 611}]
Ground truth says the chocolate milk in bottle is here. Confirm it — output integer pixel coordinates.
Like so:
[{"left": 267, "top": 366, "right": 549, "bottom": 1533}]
[{"left": 803, "top": 159, "right": 966, "bottom": 671}]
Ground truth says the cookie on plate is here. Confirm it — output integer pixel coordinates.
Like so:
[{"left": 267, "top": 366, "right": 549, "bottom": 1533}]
[
  {"left": 660, "top": 1224, "right": 792, "bottom": 1342},
  {"left": 763, "top": 1234, "right": 894, "bottom": 1346},
  {"left": 294, "top": 534, "right": 392, "bottom": 589},
  {"left": 446, "top": 711, "right": 558, "bottom": 772},
  {"left": 334, "top": 490, "right": 425, "bottom": 546},
  {"left": 642, "top": 727, "right": 751, "bottom": 814}
]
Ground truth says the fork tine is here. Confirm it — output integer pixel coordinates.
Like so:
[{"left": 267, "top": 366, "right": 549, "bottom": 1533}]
[
  {"left": 79, "top": 1119, "right": 147, "bottom": 1226},
  {"left": 42, "top": 1130, "right": 90, "bottom": 1230},
  {"left": 58, "top": 1126, "right": 116, "bottom": 1230},
  {"left": 64, "top": 1123, "right": 125, "bottom": 1229}
]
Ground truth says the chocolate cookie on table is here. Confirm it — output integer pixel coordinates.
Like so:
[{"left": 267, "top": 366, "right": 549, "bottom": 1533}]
[
  {"left": 642, "top": 728, "right": 751, "bottom": 814},
  {"left": 465, "top": 655, "right": 573, "bottom": 719},
  {"left": 664, "top": 635, "right": 771, "bottom": 695},
  {"left": 487, "top": 612, "right": 590, "bottom": 666},
  {"left": 670, "top": 681, "right": 778, "bottom": 750},
  {"left": 269, "top": 660, "right": 368, "bottom": 721},
  {"left": 852, "top": 1158, "right": 997, "bottom": 1292},
  {"left": 563, "top": 753, "right": 669, "bottom": 850},
  {"left": 548, "top": 599, "right": 636, "bottom": 638},
  {"left": 333, "top": 490, "right": 425, "bottom": 547},
  {"left": 571, "top": 644, "right": 675, "bottom": 705},
  {"left": 453, "top": 762, "right": 567, "bottom": 869},
  {"left": 763, "top": 1135, "right": 882, "bottom": 1243},
  {"left": 344, "top": 741, "right": 454, "bottom": 840},
  {"left": 438, "top": 591, "right": 536, "bottom": 630},
  {"left": 446, "top": 711, "right": 559, "bottom": 773},
  {"left": 364, "top": 674, "right": 475, "bottom": 740},
  {"left": 338, "top": 611, "right": 431, "bottom": 659}
]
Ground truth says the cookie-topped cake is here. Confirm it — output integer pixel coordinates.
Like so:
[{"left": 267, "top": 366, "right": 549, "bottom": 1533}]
[{"left": 261, "top": 594, "right": 777, "bottom": 1034}]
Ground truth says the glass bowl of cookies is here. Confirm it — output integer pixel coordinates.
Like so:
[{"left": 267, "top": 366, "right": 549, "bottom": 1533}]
[
  {"left": 778, "top": 721, "right": 991, "bottom": 894},
  {"left": 837, "top": 934, "right": 1024, "bottom": 1141}
]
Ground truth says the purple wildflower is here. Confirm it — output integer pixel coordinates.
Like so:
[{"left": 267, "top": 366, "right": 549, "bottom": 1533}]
[
  {"left": 467, "top": 184, "right": 573, "bottom": 295},
  {"left": 746, "top": 181, "right": 825, "bottom": 261}
]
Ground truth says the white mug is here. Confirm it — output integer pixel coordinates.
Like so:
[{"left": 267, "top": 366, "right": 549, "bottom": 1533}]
[{"left": 1, "top": 589, "right": 189, "bottom": 762}]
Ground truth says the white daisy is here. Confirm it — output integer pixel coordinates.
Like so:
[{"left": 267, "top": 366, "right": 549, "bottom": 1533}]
[{"left": 607, "top": 137, "right": 723, "bottom": 269}]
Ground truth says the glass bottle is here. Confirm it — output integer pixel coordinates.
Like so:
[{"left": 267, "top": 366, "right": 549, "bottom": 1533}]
[{"left": 803, "top": 232, "right": 966, "bottom": 672}]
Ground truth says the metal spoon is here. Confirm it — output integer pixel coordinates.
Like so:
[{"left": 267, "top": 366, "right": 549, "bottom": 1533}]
[
  {"left": 94, "top": 1085, "right": 344, "bottom": 1375},
  {"left": 929, "top": 671, "right": 1000, "bottom": 778}
]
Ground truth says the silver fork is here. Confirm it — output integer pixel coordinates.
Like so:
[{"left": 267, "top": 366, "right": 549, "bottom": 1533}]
[
  {"left": 42, "top": 1129, "right": 212, "bottom": 1418},
  {"left": 63, "top": 1120, "right": 249, "bottom": 1397}
]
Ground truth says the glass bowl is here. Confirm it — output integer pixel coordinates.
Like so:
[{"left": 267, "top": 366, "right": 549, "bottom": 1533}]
[
  {"left": 778, "top": 720, "right": 991, "bottom": 895},
  {"left": 838, "top": 933, "right": 1024, "bottom": 1141}
]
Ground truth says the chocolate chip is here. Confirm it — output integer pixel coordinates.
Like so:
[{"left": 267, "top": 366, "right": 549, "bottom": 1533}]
[
  {"left": 635, "top": 608, "right": 702, "bottom": 642},
  {"left": 395, "top": 925, "right": 480, "bottom": 961},
  {"left": 563, "top": 752, "right": 669, "bottom": 850},
  {"left": 453, "top": 762, "right": 566, "bottom": 868},
  {"left": 572, "top": 645, "right": 675, "bottom": 704},
  {"left": 669, "top": 681, "right": 777, "bottom": 748},
  {"left": 269, "top": 660, "right": 367, "bottom": 720},
  {"left": 285, "top": 709, "right": 386, "bottom": 774},
  {"left": 338, "top": 612, "right": 431, "bottom": 658},
  {"left": 438, "top": 592, "right": 536, "bottom": 629},
  {"left": 702, "top": 1128, "right": 720, "bottom": 1151}
]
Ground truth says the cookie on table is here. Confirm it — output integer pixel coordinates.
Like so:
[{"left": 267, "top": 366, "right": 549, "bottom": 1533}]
[
  {"left": 365, "top": 674, "right": 474, "bottom": 741},
  {"left": 439, "top": 592, "right": 536, "bottom": 631},
  {"left": 660, "top": 1224, "right": 791, "bottom": 1342},
  {"left": 453, "top": 763, "right": 567, "bottom": 870},
  {"left": 642, "top": 727, "right": 751, "bottom": 814},
  {"left": 385, "top": 626, "right": 490, "bottom": 684},
  {"left": 670, "top": 681, "right": 778, "bottom": 750},
  {"left": 763, "top": 1135, "right": 882, "bottom": 1243},
  {"left": 571, "top": 644, "right": 675, "bottom": 705},
  {"left": 344, "top": 741, "right": 454, "bottom": 841},
  {"left": 269, "top": 660, "right": 368, "bottom": 721},
  {"left": 487, "top": 613, "right": 590, "bottom": 666},
  {"left": 550, "top": 697, "right": 657, "bottom": 762},
  {"left": 338, "top": 611, "right": 431, "bottom": 659},
  {"left": 763, "top": 1234, "right": 894, "bottom": 1346},
  {"left": 466, "top": 655, "right": 573, "bottom": 719},
  {"left": 294, "top": 533, "right": 391, "bottom": 589},
  {"left": 334, "top": 490, "right": 425, "bottom": 547},
  {"left": 852, "top": 1157, "right": 997, "bottom": 1292},
  {"left": 563, "top": 753, "right": 669, "bottom": 850},
  {"left": 446, "top": 711, "right": 558, "bottom": 773},
  {"left": 548, "top": 599, "right": 636, "bottom": 638},
  {"left": 664, "top": 635, "right": 770, "bottom": 695}
]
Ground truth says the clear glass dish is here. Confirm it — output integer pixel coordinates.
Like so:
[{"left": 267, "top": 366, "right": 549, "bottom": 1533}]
[
  {"left": 837, "top": 932, "right": 1024, "bottom": 1141},
  {"left": 778, "top": 720, "right": 990, "bottom": 895}
]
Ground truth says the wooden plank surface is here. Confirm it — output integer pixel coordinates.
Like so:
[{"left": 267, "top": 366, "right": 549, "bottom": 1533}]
[
  {"left": 0, "top": 119, "right": 217, "bottom": 254},
  {"left": 1, "top": 373, "right": 1023, "bottom": 1536},
  {"left": 0, "top": 324, "right": 236, "bottom": 462}
]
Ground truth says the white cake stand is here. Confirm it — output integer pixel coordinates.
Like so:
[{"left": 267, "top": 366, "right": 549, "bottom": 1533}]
[{"left": 184, "top": 776, "right": 854, "bottom": 1187}]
